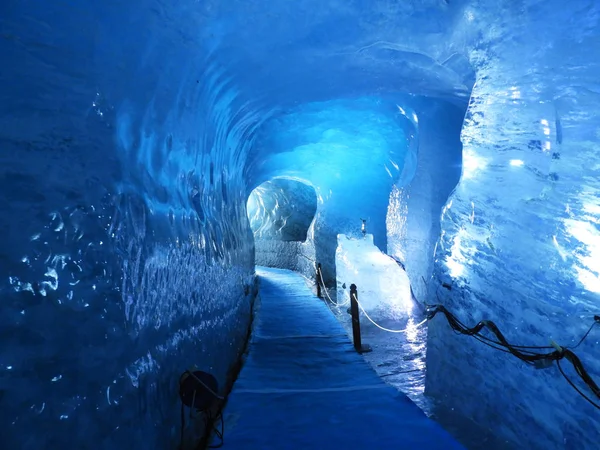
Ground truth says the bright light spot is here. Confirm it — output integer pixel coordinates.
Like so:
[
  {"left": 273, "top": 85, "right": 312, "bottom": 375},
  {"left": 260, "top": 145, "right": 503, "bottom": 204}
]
[
  {"left": 540, "top": 119, "right": 549, "bottom": 126},
  {"left": 447, "top": 233, "right": 465, "bottom": 278},
  {"left": 446, "top": 257, "right": 465, "bottom": 278},
  {"left": 583, "top": 201, "right": 600, "bottom": 218},
  {"left": 446, "top": 228, "right": 477, "bottom": 279},
  {"left": 544, "top": 141, "right": 551, "bottom": 151},
  {"left": 462, "top": 149, "right": 488, "bottom": 179},
  {"left": 465, "top": 10, "right": 474, "bottom": 21},
  {"left": 543, "top": 127, "right": 550, "bottom": 136},
  {"left": 564, "top": 218, "right": 600, "bottom": 293},
  {"left": 335, "top": 234, "right": 412, "bottom": 314},
  {"left": 404, "top": 317, "right": 419, "bottom": 343},
  {"left": 510, "top": 159, "right": 524, "bottom": 167}
]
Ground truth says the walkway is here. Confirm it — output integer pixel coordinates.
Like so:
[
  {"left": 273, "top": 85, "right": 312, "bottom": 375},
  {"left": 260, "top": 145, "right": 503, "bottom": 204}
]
[{"left": 221, "top": 267, "right": 463, "bottom": 449}]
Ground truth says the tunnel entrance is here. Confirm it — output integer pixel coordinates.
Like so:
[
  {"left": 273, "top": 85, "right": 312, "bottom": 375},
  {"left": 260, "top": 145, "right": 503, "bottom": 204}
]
[{"left": 247, "top": 178, "right": 318, "bottom": 272}]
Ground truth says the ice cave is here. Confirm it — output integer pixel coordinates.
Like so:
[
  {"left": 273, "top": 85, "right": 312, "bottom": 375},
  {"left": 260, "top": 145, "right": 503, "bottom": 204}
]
[{"left": 1, "top": 1, "right": 599, "bottom": 449}]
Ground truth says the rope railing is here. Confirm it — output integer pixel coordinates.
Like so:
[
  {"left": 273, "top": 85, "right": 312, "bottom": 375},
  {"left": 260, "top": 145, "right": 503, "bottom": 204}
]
[
  {"left": 313, "top": 261, "right": 600, "bottom": 408},
  {"left": 352, "top": 292, "right": 427, "bottom": 333},
  {"left": 316, "top": 263, "right": 424, "bottom": 333},
  {"left": 317, "top": 265, "right": 349, "bottom": 307}
]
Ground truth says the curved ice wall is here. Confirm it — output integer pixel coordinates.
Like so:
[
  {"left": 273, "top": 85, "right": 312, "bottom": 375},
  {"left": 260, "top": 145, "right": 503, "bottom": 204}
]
[
  {"left": 0, "top": 2, "right": 262, "bottom": 448},
  {"left": 3, "top": 0, "right": 599, "bottom": 448},
  {"left": 248, "top": 179, "right": 317, "bottom": 242},
  {"left": 426, "top": 2, "right": 600, "bottom": 449},
  {"left": 248, "top": 179, "right": 319, "bottom": 274}
]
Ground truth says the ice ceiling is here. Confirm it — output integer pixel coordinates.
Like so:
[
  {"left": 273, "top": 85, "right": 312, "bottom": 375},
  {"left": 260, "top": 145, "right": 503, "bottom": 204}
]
[{"left": 1, "top": 0, "right": 599, "bottom": 449}]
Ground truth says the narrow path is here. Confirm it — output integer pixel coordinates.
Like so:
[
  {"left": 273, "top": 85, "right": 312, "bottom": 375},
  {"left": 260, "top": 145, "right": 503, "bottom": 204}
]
[{"left": 221, "top": 267, "right": 463, "bottom": 449}]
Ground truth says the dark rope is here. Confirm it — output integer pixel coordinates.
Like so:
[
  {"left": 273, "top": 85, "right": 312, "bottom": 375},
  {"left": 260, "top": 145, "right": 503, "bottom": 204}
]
[{"left": 427, "top": 304, "right": 600, "bottom": 409}]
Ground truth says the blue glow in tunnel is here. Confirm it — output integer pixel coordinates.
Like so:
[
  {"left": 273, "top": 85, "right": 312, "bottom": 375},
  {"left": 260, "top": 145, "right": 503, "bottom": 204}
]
[
  {"left": 247, "top": 97, "right": 415, "bottom": 265},
  {"left": 2, "top": 1, "right": 600, "bottom": 449},
  {"left": 248, "top": 97, "right": 409, "bottom": 189}
]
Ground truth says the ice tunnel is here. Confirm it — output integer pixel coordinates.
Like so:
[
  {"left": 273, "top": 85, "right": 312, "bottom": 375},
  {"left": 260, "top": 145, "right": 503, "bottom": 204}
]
[
  {"left": 247, "top": 178, "right": 318, "bottom": 273},
  {"left": 1, "top": 0, "right": 600, "bottom": 449}
]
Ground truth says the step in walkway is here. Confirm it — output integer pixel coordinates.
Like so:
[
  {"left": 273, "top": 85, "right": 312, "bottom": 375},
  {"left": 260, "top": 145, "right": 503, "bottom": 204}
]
[{"left": 221, "top": 267, "right": 463, "bottom": 449}]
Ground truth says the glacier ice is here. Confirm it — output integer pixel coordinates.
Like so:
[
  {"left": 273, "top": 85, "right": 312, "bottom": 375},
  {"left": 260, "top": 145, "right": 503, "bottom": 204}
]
[
  {"left": 247, "top": 96, "right": 414, "bottom": 284},
  {"left": 247, "top": 179, "right": 317, "bottom": 242},
  {"left": 2, "top": 0, "right": 600, "bottom": 448},
  {"left": 248, "top": 179, "right": 318, "bottom": 275},
  {"left": 335, "top": 234, "right": 413, "bottom": 315}
]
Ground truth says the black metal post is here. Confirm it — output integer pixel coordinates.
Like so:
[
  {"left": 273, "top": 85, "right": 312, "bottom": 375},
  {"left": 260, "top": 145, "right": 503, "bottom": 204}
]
[
  {"left": 349, "top": 284, "right": 371, "bottom": 354},
  {"left": 316, "top": 263, "right": 322, "bottom": 298},
  {"left": 349, "top": 284, "right": 362, "bottom": 351}
]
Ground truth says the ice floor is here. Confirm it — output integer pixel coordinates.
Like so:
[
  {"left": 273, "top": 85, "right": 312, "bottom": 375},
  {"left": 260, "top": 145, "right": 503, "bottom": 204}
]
[{"left": 220, "top": 267, "right": 463, "bottom": 449}]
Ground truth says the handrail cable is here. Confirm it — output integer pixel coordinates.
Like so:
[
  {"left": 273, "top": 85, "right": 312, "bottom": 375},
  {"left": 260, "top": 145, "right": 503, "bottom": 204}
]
[
  {"left": 317, "top": 266, "right": 349, "bottom": 307},
  {"left": 352, "top": 292, "right": 428, "bottom": 333}
]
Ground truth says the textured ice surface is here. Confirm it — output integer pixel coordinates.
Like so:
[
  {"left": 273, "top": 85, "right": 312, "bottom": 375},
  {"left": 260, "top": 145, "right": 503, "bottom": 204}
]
[
  {"left": 386, "top": 98, "right": 464, "bottom": 302},
  {"left": 247, "top": 179, "right": 317, "bottom": 242},
  {"left": 335, "top": 234, "right": 412, "bottom": 315},
  {"left": 424, "top": 3, "right": 600, "bottom": 449},
  {"left": 247, "top": 179, "right": 317, "bottom": 278},
  {"left": 248, "top": 97, "right": 413, "bottom": 284},
  {"left": 3, "top": 0, "right": 600, "bottom": 448},
  {"left": 0, "top": 2, "right": 260, "bottom": 447}
]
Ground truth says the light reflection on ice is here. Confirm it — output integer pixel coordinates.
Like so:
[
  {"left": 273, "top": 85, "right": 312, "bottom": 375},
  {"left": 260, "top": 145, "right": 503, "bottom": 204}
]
[
  {"left": 461, "top": 149, "right": 487, "bottom": 180},
  {"left": 335, "top": 233, "right": 413, "bottom": 315},
  {"left": 564, "top": 217, "right": 600, "bottom": 293}
]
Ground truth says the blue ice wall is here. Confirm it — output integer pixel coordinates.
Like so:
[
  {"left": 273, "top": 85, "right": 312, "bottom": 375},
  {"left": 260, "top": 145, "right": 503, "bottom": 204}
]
[
  {"left": 5, "top": 0, "right": 599, "bottom": 448},
  {"left": 426, "top": 2, "right": 600, "bottom": 449},
  {"left": 247, "top": 179, "right": 317, "bottom": 242},
  {"left": 387, "top": 97, "right": 465, "bottom": 301},
  {"left": 0, "top": 2, "right": 261, "bottom": 447},
  {"left": 248, "top": 179, "right": 318, "bottom": 276}
]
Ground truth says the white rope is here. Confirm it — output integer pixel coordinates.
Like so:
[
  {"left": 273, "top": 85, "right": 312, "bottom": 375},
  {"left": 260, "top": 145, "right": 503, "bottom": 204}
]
[
  {"left": 317, "top": 267, "right": 350, "bottom": 307},
  {"left": 352, "top": 293, "right": 428, "bottom": 334}
]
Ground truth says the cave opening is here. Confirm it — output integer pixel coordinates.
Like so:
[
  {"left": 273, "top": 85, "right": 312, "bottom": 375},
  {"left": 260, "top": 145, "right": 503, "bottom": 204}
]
[{"left": 247, "top": 177, "right": 318, "bottom": 272}]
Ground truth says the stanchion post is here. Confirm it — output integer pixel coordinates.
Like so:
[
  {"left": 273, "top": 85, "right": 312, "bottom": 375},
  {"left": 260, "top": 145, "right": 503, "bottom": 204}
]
[
  {"left": 350, "top": 284, "right": 362, "bottom": 351},
  {"left": 349, "top": 284, "right": 371, "bottom": 354},
  {"left": 316, "top": 263, "right": 322, "bottom": 298}
]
